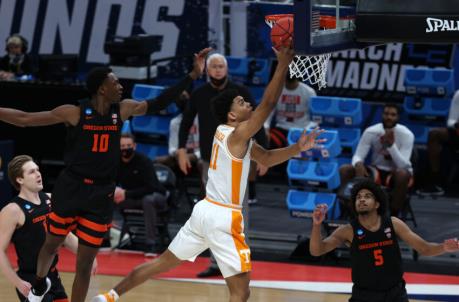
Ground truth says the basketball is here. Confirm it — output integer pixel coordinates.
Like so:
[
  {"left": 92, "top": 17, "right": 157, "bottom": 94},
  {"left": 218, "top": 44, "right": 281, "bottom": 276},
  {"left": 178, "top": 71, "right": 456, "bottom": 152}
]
[{"left": 270, "top": 16, "right": 294, "bottom": 49}]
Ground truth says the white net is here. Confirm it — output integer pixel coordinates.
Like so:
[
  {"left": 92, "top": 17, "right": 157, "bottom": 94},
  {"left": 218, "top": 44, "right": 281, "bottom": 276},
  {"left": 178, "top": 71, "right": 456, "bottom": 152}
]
[
  {"left": 289, "top": 53, "right": 331, "bottom": 89},
  {"left": 265, "top": 15, "right": 331, "bottom": 89}
]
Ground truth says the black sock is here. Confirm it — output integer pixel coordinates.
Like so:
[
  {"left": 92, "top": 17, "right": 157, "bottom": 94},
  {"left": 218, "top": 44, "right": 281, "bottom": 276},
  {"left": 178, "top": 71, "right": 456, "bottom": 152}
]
[
  {"left": 248, "top": 181, "right": 256, "bottom": 200},
  {"left": 32, "top": 276, "right": 47, "bottom": 295}
]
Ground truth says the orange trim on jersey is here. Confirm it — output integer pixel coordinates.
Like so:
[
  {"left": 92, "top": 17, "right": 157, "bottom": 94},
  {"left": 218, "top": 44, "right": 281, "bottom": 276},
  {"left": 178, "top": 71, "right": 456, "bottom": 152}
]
[
  {"left": 76, "top": 229, "right": 104, "bottom": 246},
  {"left": 231, "top": 211, "right": 251, "bottom": 273},
  {"left": 49, "top": 225, "right": 70, "bottom": 236},
  {"left": 205, "top": 197, "right": 242, "bottom": 210},
  {"left": 77, "top": 217, "right": 108, "bottom": 233},
  {"left": 49, "top": 212, "right": 75, "bottom": 224},
  {"left": 231, "top": 160, "right": 243, "bottom": 206}
]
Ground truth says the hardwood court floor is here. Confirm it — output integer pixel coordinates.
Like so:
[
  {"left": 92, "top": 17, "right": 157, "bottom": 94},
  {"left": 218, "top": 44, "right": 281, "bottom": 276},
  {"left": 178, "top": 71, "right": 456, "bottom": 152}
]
[{"left": 0, "top": 272, "right": 435, "bottom": 302}]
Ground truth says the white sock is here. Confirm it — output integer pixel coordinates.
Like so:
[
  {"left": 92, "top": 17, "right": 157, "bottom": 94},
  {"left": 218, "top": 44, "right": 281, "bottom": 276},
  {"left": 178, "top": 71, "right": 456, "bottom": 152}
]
[{"left": 109, "top": 289, "right": 120, "bottom": 300}]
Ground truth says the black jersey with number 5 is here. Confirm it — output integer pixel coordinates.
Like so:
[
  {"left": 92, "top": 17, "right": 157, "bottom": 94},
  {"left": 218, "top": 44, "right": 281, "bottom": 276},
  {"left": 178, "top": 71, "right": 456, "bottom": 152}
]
[
  {"left": 64, "top": 100, "right": 122, "bottom": 182},
  {"left": 350, "top": 216, "right": 403, "bottom": 291}
]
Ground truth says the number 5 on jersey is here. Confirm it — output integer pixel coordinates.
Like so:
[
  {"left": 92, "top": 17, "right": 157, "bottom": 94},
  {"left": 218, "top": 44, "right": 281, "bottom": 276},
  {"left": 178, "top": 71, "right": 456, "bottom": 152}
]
[
  {"left": 92, "top": 134, "right": 109, "bottom": 153},
  {"left": 373, "top": 249, "right": 384, "bottom": 266}
]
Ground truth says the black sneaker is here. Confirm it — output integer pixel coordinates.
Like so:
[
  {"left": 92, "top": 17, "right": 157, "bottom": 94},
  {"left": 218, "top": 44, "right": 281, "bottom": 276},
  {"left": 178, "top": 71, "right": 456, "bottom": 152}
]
[
  {"left": 416, "top": 185, "right": 445, "bottom": 196},
  {"left": 144, "top": 243, "right": 159, "bottom": 257},
  {"left": 196, "top": 266, "right": 221, "bottom": 278}
]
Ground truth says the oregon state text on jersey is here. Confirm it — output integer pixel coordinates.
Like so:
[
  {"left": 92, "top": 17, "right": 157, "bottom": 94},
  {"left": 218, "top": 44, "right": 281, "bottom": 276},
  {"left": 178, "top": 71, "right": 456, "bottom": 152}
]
[{"left": 205, "top": 125, "right": 253, "bottom": 208}]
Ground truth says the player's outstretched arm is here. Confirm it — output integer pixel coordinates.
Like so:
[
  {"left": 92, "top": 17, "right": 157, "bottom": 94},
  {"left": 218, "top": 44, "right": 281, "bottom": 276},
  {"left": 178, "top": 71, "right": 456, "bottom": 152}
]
[
  {"left": 120, "top": 47, "right": 212, "bottom": 119},
  {"left": 309, "top": 204, "right": 352, "bottom": 256},
  {"left": 231, "top": 46, "right": 294, "bottom": 143},
  {"left": 0, "top": 204, "right": 32, "bottom": 297},
  {"left": 393, "top": 217, "right": 459, "bottom": 256},
  {"left": 251, "top": 128, "right": 325, "bottom": 167},
  {"left": 0, "top": 104, "right": 80, "bottom": 127}
]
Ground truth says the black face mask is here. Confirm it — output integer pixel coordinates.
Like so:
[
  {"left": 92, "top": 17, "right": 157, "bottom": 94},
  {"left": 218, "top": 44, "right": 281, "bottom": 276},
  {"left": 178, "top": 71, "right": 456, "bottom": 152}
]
[
  {"left": 121, "top": 148, "right": 134, "bottom": 159},
  {"left": 209, "top": 75, "right": 227, "bottom": 87}
]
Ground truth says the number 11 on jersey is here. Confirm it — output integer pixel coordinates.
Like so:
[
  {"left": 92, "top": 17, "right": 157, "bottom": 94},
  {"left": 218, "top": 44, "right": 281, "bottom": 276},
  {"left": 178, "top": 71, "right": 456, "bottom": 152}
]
[{"left": 210, "top": 143, "right": 219, "bottom": 170}]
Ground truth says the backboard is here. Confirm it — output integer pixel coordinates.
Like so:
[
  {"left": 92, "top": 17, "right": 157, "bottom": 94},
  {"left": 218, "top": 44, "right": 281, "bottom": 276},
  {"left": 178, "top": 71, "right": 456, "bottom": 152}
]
[
  {"left": 293, "top": 0, "right": 459, "bottom": 56},
  {"left": 356, "top": 0, "right": 459, "bottom": 43},
  {"left": 293, "top": 0, "right": 359, "bottom": 55}
]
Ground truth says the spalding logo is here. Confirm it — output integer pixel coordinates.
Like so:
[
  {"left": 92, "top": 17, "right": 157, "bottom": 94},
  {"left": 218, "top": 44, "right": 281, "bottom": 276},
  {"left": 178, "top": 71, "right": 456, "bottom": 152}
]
[{"left": 426, "top": 17, "right": 459, "bottom": 33}]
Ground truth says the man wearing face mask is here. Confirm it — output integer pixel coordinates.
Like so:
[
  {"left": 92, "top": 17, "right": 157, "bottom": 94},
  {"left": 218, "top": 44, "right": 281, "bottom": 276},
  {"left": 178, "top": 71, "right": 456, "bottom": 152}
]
[
  {"left": 115, "top": 133, "right": 168, "bottom": 255},
  {"left": 339, "top": 104, "right": 414, "bottom": 216},
  {"left": 0, "top": 34, "right": 33, "bottom": 80}
]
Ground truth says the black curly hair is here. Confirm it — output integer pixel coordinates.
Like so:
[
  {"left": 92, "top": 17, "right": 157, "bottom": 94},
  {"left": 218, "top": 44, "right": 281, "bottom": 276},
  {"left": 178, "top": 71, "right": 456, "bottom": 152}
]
[
  {"left": 350, "top": 179, "right": 388, "bottom": 216},
  {"left": 211, "top": 89, "right": 239, "bottom": 124},
  {"left": 86, "top": 66, "right": 112, "bottom": 96}
]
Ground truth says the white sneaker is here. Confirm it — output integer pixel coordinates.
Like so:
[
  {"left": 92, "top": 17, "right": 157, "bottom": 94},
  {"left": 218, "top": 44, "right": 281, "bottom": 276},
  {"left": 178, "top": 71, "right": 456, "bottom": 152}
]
[
  {"left": 91, "top": 289, "right": 119, "bottom": 302},
  {"left": 26, "top": 277, "right": 51, "bottom": 302}
]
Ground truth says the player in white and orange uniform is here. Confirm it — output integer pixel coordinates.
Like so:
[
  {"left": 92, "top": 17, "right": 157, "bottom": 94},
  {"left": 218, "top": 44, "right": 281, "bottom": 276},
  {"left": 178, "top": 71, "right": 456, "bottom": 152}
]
[{"left": 92, "top": 45, "right": 325, "bottom": 302}]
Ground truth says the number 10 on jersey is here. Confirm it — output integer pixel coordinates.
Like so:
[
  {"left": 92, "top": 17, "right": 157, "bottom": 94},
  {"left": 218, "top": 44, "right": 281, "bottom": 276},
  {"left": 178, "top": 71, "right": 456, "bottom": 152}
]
[{"left": 92, "top": 134, "right": 109, "bottom": 153}]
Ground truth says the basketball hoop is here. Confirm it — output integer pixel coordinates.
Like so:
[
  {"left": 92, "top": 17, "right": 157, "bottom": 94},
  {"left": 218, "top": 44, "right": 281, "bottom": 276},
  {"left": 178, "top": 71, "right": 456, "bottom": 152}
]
[{"left": 265, "top": 14, "right": 331, "bottom": 89}]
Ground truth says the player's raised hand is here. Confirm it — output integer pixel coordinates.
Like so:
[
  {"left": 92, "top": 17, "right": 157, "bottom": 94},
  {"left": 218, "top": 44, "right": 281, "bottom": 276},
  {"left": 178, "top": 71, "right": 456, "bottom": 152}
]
[
  {"left": 273, "top": 38, "right": 295, "bottom": 66},
  {"left": 297, "top": 127, "right": 326, "bottom": 151},
  {"left": 190, "top": 47, "right": 213, "bottom": 79},
  {"left": 312, "top": 204, "right": 328, "bottom": 225},
  {"left": 443, "top": 238, "right": 459, "bottom": 252}
]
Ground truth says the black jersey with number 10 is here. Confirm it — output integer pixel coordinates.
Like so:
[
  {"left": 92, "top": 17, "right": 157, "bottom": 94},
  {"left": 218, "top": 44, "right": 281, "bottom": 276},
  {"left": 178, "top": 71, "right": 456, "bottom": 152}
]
[{"left": 63, "top": 100, "right": 122, "bottom": 182}]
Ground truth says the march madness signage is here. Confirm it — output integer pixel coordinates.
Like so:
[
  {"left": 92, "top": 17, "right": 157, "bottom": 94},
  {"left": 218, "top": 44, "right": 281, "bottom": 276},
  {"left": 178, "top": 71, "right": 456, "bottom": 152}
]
[
  {"left": 322, "top": 43, "right": 455, "bottom": 102},
  {"left": 0, "top": 0, "right": 208, "bottom": 71}
]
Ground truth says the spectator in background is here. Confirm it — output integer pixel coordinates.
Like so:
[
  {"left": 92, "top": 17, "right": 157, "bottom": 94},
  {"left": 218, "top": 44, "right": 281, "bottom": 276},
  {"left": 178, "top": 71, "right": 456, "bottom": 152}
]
[
  {"left": 115, "top": 133, "right": 168, "bottom": 255},
  {"left": 155, "top": 90, "right": 202, "bottom": 175},
  {"left": 0, "top": 34, "right": 33, "bottom": 80},
  {"left": 177, "top": 53, "right": 268, "bottom": 277},
  {"left": 417, "top": 90, "right": 459, "bottom": 196},
  {"left": 339, "top": 104, "right": 414, "bottom": 216},
  {"left": 265, "top": 73, "right": 317, "bottom": 149}
]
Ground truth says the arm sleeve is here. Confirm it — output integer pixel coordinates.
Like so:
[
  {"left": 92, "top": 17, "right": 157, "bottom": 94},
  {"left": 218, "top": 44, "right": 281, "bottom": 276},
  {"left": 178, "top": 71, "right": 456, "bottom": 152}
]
[
  {"left": 146, "top": 75, "right": 193, "bottom": 114},
  {"left": 178, "top": 93, "right": 198, "bottom": 149},
  {"left": 386, "top": 130, "right": 414, "bottom": 170},
  {"left": 447, "top": 91, "right": 459, "bottom": 128},
  {"left": 352, "top": 130, "right": 372, "bottom": 166}
]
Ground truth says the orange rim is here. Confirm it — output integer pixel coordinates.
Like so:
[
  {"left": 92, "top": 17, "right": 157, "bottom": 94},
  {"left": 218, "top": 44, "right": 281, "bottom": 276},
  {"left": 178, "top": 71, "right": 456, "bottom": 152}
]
[{"left": 264, "top": 14, "right": 294, "bottom": 26}]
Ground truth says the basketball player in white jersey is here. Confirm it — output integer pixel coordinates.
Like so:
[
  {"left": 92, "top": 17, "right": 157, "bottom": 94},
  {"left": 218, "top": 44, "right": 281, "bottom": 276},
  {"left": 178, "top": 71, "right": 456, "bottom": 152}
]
[{"left": 92, "top": 45, "right": 325, "bottom": 302}]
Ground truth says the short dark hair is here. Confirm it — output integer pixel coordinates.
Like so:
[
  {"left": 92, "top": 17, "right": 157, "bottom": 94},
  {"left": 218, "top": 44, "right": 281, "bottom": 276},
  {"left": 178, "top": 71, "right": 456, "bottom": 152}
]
[
  {"left": 350, "top": 179, "right": 388, "bottom": 216},
  {"left": 86, "top": 67, "right": 112, "bottom": 96},
  {"left": 121, "top": 133, "right": 136, "bottom": 142},
  {"left": 383, "top": 103, "right": 400, "bottom": 115},
  {"left": 8, "top": 155, "right": 34, "bottom": 190},
  {"left": 211, "top": 89, "right": 239, "bottom": 124}
]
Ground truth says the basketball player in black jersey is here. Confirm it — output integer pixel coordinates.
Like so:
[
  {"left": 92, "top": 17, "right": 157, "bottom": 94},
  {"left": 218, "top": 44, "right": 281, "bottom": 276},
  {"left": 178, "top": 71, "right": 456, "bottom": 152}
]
[
  {"left": 310, "top": 179, "right": 459, "bottom": 302},
  {"left": 0, "top": 155, "right": 95, "bottom": 301},
  {"left": 0, "top": 47, "right": 211, "bottom": 302}
]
